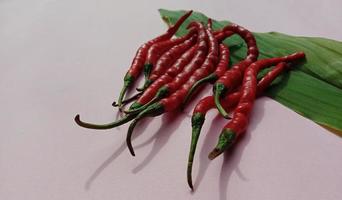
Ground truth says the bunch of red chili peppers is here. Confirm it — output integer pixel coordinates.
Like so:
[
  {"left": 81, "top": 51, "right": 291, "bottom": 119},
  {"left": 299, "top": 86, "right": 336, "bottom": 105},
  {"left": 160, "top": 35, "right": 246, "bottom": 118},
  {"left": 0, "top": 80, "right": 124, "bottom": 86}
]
[{"left": 75, "top": 10, "right": 305, "bottom": 190}]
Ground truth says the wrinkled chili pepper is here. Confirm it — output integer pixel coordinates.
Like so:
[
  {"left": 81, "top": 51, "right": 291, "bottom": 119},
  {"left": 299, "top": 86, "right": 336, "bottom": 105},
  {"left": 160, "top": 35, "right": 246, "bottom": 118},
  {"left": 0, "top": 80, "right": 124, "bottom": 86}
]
[
  {"left": 124, "top": 21, "right": 209, "bottom": 114},
  {"left": 136, "top": 33, "right": 197, "bottom": 93},
  {"left": 127, "top": 44, "right": 199, "bottom": 113},
  {"left": 137, "top": 28, "right": 197, "bottom": 91},
  {"left": 184, "top": 25, "right": 257, "bottom": 107},
  {"left": 182, "top": 43, "right": 230, "bottom": 107},
  {"left": 116, "top": 10, "right": 192, "bottom": 108}
]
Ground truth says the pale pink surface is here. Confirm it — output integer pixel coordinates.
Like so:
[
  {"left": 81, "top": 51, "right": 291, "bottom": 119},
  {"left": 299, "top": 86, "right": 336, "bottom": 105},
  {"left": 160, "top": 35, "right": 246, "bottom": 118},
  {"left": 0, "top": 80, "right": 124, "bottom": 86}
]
[{"left": 1, "top": 0, "right": 342, "bottom": 200}]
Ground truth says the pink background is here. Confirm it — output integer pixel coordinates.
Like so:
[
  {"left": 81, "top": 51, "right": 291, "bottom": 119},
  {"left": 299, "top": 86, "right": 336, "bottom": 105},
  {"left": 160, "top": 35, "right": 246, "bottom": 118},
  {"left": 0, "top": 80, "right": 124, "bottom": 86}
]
[{"left": 1, "top": 0, "right": 342, "bottom": 199}]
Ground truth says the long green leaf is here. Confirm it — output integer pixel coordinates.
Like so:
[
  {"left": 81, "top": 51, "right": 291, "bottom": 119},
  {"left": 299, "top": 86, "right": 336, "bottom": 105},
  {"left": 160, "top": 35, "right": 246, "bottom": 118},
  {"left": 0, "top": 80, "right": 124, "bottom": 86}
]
[{"left": 159, "top": 9, "right": 342, "bottom": 136}]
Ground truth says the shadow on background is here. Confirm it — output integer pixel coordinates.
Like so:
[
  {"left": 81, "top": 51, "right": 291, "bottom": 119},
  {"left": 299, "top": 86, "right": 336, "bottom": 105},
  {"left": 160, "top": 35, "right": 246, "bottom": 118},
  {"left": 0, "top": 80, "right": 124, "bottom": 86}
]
[
  {"left": 218, "top": 98, "right": 266, "bottom": 200},
  {"left": 84, "top": 116, "right": 153, "bottom": 190},
  {"left": 132, "top": 111, "right": 185, "bottom": 173}
]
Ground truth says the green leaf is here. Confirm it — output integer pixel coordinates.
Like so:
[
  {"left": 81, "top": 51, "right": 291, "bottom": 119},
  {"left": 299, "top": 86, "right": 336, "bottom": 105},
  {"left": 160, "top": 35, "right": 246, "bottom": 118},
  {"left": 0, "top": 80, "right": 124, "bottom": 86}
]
[{"left": 159, "top": 9, "right": 342, "bottom": 136}]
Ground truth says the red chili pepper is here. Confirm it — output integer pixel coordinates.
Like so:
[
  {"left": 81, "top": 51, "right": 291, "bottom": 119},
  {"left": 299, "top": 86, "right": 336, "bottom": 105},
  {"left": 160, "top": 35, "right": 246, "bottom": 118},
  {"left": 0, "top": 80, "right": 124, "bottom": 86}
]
[
  {"left": 124, "top": 22, "right": 209, "bottom": 114},
  {"left": 209, "top": 52, "right": 305, "bottom": 160},
  {"left": 116, "top": 10, "right": 193, "bottom": 108},
  {"left": 75, "top": 44, "right": 199, "bottom": 130},
  {"left": 128, "top": 44, "right": 199, "bottom": 111},
  {"left": 139, "top": 34, "right": 198, "bottom": 91},
  {"left": 138, "top": 28, "right": 197, "bottom": 91},
  {"left": 184, "top": 24, "right": 259, "bottom": 109},
  {"left": 186, "top": 61, "right": 291, "bottom": 189},
  {"left": 182, "top": 43, "right": 230, "bottom": 107},
  {"left": 215, "top": 49, "right": 305, "bottom": 118},
  {"left": 126, "top": 22, "right": 220, "bottom": 156}
]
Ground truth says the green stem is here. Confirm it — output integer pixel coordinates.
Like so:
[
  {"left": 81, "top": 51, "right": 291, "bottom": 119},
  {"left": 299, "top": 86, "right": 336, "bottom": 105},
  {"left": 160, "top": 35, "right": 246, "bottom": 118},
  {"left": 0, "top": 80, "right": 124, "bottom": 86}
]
[
  {"left": 143, "top": 63, "right": 153, "bottom": 80},
  {"left": 214, "top": 83, "right": 230, "bottom": 119},
  {"left": 187, "top": 113, "right": 205, "bottom": 190},
  {"left": 136, "top": 79, "right": 153, "bottom": 92},
  {"left": 126, "top": 103, "right": 165, "bottom": 156},
  {"left": 136, "top": 64, "right": 154, "bottom": 91},
  {"left": 182, "top": 74, "right": 217, "bottom": 108},
  {"left": 117, "top": 74, "right": 134, "bottom": 109},
  {"left": 208, "top": 129, "right": 236, "bottom": 160},
  {"left": 74, "top": 113, "right": 137, "bottom": 130},
  {"left": 127, "top": 119, "right": 139, "bottom": 156},
  {"left": 112, "top": 91, "right": 142, "bottom": 107},
  {"left": 124, "top": 95, "right": 161, "bottom": 114},
  {"left": 125, "top": 86, "right": 169, "bottom": 114}
]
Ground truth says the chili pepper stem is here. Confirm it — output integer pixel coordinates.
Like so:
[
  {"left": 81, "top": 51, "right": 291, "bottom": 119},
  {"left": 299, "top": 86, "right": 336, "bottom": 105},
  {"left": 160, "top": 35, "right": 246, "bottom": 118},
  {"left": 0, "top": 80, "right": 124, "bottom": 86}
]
[
  {"left": 143, "top": 63, "right": 153, "bottom": 80},
  {"left": 127, "top": 119, "right": 138, "bottom": 156},
  {"left": 126, "top": 103, "right": 165, "bottom": 156},
  {"left": 181, "top": 74, "right": 217, "bottom": 109},
  {"left": 214, "top": 83, "right": 231, "bottom": 119},
  {"left": 208, "top": 129, "right": 236, "bottom": 160},
  {"left": 136, "top": 79, "right": 153, "bottom": 92},
  {"left": 124, "top": 95, "right": 160, "bottom": 114},
  {"left": 117, "top": 74, "right": 135, "bottom": 109},
  {"left": 136, "top": 64, "right": 154, "bottom": 91},
  {"left": 112, "top": 91, "right": 143, "bottom": 107},
  {"left": 125, "top": 86, "right": 169, "bottom": 114},
  {"left": 187, "top": 113, "right": 205, "bottom": 190},
  {"left": 74, "top": 113, "right": 137, "bottom": 130}
]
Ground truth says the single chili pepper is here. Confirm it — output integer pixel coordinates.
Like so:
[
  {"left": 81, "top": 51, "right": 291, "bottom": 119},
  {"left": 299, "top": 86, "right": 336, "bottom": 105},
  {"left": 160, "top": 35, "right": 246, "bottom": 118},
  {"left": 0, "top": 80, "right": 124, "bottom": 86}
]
[
  {"left": 116, "top": 10, "right": 193, "bottom": 108},
  {"left": 126, "top": 23, "right": 220, "bottom": 155},
  {"left": 215, "top": 51, "right": 306, "bottom": 118},
  {"left": 182, "top": 43, "right": 230, "bottom": 107},
  {"left": 138, "top": 34, "right": 198, "bottom": 91},
  {"left": 209, "top": 52, "right": 305, "bottom": 160},
  {"left": 186, "top": 60, "right": 291, "bottom": 189},
  {"left": 124, "top": 22, "right": 209, "bottom": 114},
  {"left": 127, "top": 44, "right": 199, "bottom": 112}
]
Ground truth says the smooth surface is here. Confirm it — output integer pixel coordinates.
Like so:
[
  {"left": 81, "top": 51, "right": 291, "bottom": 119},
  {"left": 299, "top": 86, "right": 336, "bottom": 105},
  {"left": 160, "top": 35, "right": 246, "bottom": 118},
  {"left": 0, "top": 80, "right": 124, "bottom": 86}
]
[{"left": 1, "top": 0, "right": 342, "bottom": 200}]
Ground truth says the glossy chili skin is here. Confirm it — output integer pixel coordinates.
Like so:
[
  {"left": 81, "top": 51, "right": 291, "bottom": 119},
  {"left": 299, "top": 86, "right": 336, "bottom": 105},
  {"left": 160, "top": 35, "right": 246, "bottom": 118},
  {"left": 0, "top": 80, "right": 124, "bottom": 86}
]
[
  {"left": 126, "top": 22, "right": 221, "bottom": 156},
  {"left": 162, "top": 22, "right": 209, "bottom": 95},
  {"left": 186, "top": 61, "right": 290, "bottom": 189},
  {"left": 129, "top": 44, "right": 199, "bottom": 110},
  {"left": 182, "top": 43, "right": 230, "bottom": 106},
  {"left": 141, "top": 28, "right": 197, "bottom": 86},
  {"left": 117, "top": 10, "right": 193, "bottom": 107},
  {"left": 126, "top": 22, "right": 209, "bottom": 113},
  {"left": 142, "top": 34, "right": 198, "bottom": 89},
  {"left": 212, "top": 24, "right": 259, "bottom": 117},
  {"left": 184, "top": 24, "right": 258, "bottom": 110},
  {"left": 209, "top": 52, "right": 305, "bottom": 159},
  {"left": 145, "top": 28, "right": 196, "bottom": 67},
  {"left": 194, "top": 52, "right": 305, "bottom": 123},
  {"left": 164, "top": 23, "right": 219, "bottom": 111},
  {"left": 215, "top": 50, "right": 305, "bottom": 118}
]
